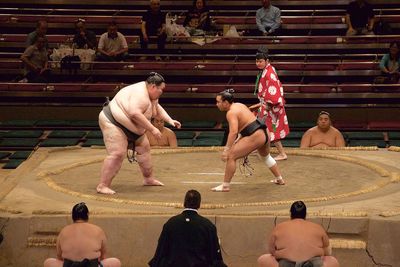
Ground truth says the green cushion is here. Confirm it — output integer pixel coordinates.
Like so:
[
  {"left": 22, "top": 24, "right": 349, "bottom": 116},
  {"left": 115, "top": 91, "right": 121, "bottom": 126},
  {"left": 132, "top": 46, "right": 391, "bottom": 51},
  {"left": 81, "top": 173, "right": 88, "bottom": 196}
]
[
  {"left": 40, "top": 138, "right": 80, "bottom": 147},
  {"left": 48, "top": 130, "right": 86, "bottom": 138},
  {"left": 196, "top": 131, "right": 225, "bottom": 139},
  {"left": 281, "top": 139, "right": 301, "bottom": 147},
  {"left": 86, "top": 131, "right": 103, "bottom": 139},
  {"left": 291, "top": 122, "right": 315, "bottom": 129},
  {"left": 2, "top": 159, "right": 25, "bottom": 169},
  {"left": 0, "top": 138, "right": 39, "bottom": 148},
  {"left": 177, "top": 139, "right": 193, "bottom": 147},
  {"left": 69, "top": 120, "right": 99, "bottom": 127},
  {"left": 193, "top": 138, "right": 222, "bottom": 147},
  {"left": 344, "top": 132, "right": 384, "bottom": 140},
  {"left": 389, "top": 132, "right": 400, "bottom": 139},
  {"left": 3, "top": 130, "right": 43, "bottom": 138},
  {"left": 1, "top": 120, "right": 37, "bottom": 127},
  {"left": 35, "top": 120, "right": 71, "bottom": 127},
  {"left": 286, "top": 131, "right": 304, "bottom": 139},
  {"left": 9, "top": 151, "right": 32, "bottom": 159},
  {"left": 0, "top": 152, "right": 11, "bottom": 160},
  {"left": 182, "top": 121, "right": 216, "bottom": 129},
  {"left": 82, "top": 139, "right": 105, "bottom": 147},
  {"left": 390, "top": 140, "right": 400, "bottom": 146},
  {"left": 174, "top": 131, "right": 195, "bottom": 139},
  {"left": 0, "top": 131, "right": 8, "bottom": 138},
  {"left": 349, "top": 140, "right": 386, "bottom": 148}
]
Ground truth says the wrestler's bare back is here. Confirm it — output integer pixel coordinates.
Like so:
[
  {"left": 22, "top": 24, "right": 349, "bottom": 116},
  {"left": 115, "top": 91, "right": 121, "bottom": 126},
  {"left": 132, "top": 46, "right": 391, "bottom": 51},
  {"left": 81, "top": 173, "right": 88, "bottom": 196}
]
[
  {"left": 271, "top": 219, "right": 328, "bottom": 262},
  {"left": 109, "top": 81, "right": 156, "bottom": 135},
  {"left": 57, "top": 223, "right": 106, "bottom": 261}
]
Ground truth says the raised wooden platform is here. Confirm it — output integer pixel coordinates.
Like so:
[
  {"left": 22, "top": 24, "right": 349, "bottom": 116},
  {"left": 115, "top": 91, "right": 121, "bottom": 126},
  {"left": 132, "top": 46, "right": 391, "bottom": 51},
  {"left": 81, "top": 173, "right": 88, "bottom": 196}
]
[{"left": 1, "top": 147, "right": 400, "bottom": 266}]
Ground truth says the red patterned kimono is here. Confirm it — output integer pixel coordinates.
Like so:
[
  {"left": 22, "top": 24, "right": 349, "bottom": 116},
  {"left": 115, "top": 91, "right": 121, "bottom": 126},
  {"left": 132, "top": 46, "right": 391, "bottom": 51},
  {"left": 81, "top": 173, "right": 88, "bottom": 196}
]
[{"left": 255, "top": 63, "right": 290, "bottom": 142}]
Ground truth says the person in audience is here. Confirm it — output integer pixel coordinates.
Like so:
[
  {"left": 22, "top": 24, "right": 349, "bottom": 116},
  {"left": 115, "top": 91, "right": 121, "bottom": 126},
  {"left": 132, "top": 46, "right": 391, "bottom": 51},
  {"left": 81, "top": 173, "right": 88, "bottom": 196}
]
[
  {"left": 378, "top": 41, "right": 400, "bottom": 84},
  {"left": 183, "top": 0, "right": 213, "bottom": 36},
  {"left": 149, "top": 189, "right": 227, "bottom": 267},
  {"left": 212, "top": 89, "right": 285, "bottom": 192},
  {"left": 73, "top": 18, "right": 97, "bottom": 49},
  {"left": 96, "top": 21, "right": 128, "bottom": 61},
  {"left": 300, "top": 111, "right": 345, "bottom": 148},
  {"left": 256, "top": 0, "right": 281, "bottom": 36},
  {"left": 140, "top": 0, "right": 167, "bottom": 61},
  {"left": 257, "top": 201, "right": 340, "bottom": 267},
  {"left": 250, "top": 48, "right": 289, "bottom": 161},
  {"left": 43, "top": 202, "right": 121, "bottom": 267},
  {"left": 146, "top": 116, "right": 178, "bottom": 147},
  {"left": 97, "top": 72, "right": 181, "bottom": 194},
  {"left": 346, "top": 0, "right": 375, "bottom": 36},
  {"left": 20, "top": 35, "right": 50, "bottom": 83},
  {"left": 26, "top": 20, "right": 48, "bottom": 48}
]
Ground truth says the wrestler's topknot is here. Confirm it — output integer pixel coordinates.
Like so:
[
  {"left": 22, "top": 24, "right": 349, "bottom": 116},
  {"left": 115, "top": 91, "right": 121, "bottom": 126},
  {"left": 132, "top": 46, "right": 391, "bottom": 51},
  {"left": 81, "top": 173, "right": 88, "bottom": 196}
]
[
  {"left": 217, "top": 89, "right": 234, "bottom": 103},
  {"left": 147, "top": 72, "right": 165, "bottom": 86}
]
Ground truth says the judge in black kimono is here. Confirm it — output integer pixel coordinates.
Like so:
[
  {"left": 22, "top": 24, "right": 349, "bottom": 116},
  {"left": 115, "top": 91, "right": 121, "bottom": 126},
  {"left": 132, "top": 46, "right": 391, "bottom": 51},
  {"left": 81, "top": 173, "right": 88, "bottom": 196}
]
[{"left": 149, "top": 190, "right": 227, "bottom": 267}]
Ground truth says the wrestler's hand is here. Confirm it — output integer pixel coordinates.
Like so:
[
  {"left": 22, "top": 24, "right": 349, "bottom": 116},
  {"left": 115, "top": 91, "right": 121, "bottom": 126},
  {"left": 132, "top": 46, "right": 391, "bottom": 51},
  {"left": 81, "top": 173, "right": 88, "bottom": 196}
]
[
  {"left": 221, "top": 147, "right": 229, "bottom": 162},
  {"left": 151, "top": 127, "right": 162, "bottom": 140},
  {"left": 172, "top": 120, "right": 181, "bottom": 129},
  {"left": 221, "top": 151, "right": 228, "bottom": 162}
]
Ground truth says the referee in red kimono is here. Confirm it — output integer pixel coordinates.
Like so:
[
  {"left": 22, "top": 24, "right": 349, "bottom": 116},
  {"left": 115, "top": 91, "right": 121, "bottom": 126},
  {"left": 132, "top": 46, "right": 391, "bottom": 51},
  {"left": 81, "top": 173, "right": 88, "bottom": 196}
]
[{"left": 250, "top": 48, "right": 290, "bottom": 162}]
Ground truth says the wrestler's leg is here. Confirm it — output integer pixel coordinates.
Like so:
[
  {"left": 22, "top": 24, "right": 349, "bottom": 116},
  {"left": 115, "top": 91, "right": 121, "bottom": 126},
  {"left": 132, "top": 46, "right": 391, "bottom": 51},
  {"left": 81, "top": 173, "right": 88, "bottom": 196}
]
[
  {"left": 257, "top": 254, "right": 279, "bottom": 267},
  {"left": 257, "top": 129, "right": 285, "bottom": 184},
  {"left": 212, "top": 131, "right": 264, "bottom": 192},
  {"left": 273, "top": 140, "right": 287, "bottom": 161},
  {"left": 322, "top": 256, "right": 340, "bottom": 267},
  {"left": 135, "top": 135, "right": 164, "bottom": 186},
  {"left": 43, "top": 258, "right": 63, "bottom": 267},
  {"left": 97, "top": 112, "right": 127, "bottom": 194},
  {"left": 101, "top": 257, "right": 121, "bottom": 267}
]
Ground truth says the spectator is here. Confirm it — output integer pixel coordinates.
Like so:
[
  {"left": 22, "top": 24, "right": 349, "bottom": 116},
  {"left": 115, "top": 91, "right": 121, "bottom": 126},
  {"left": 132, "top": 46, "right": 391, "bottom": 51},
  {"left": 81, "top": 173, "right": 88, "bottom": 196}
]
[
  {"left": 20, "top": 35, "right": 50, "bottom": 83},
  {"left": 346, "top": 0, "right": 375, "bottom": 36},
  {"left": 26, "top": 20, "right": 48, "bottom": 48},
  {"left": 377, "top": 41, "right": 400, "bottom": 84},
  {"left": 43, "top": 202, "right": 121, "bottom": 267},
  {"left": 300, "top": 111, "right": 345, "bottom": 148},
  {"left": 258, "top": 201, "right": 340, "bottom": 267},
  {"left": 140, "top": 0, "right": 167, "bottom": 61},
  {"left": 146, "top": 116, "right": 178, "bottom": 148},
  {"left": 149, "top": 190, "right": 227, "bottom": 267},
  {"left": 73, "top": 18, "right": 97, "bottom": 49},
  {"left": 96, "top": 22, "right": 128, "bottom": 62},
  {"left": 256, "top": 0, "right": 281, "bottom": 36},
  {"left": 183, "top": 0, "right": 213, "bottom": 36}
]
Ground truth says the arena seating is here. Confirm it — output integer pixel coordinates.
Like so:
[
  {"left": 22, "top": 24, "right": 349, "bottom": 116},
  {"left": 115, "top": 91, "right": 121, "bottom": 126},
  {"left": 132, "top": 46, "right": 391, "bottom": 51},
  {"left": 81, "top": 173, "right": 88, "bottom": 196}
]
[{"left": 0, "top": 0, "right": 399, "bottom": 169}]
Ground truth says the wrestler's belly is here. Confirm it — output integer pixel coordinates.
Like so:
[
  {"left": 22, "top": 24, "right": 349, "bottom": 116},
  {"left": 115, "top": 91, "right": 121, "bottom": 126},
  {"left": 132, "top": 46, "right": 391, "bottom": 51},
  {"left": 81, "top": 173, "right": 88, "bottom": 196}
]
[
  {"left": 310, "top": 142, "right": 334, "bottom": 148},
  {"left": 109, "top": 103, "right": 146, "bottom": 135}
]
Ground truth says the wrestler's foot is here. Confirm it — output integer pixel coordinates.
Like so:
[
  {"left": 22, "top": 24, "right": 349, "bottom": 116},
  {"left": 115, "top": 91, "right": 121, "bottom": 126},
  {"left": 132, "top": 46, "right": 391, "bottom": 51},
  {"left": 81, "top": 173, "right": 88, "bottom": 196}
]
[
  {"left": 274, "top": 154, "right": 288, "bottom": 161},
  {"left": 96, "top": 183, "right": 116, "bottom": 194},
  {"left": 270, "top": 178, "right": 285, "bottom": 185},
  {"left": 143, "top": 178, "right": 164, "bottom": 186},
  {"left": 211, "top": 184, "right": 230, "bottom": 192}
]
